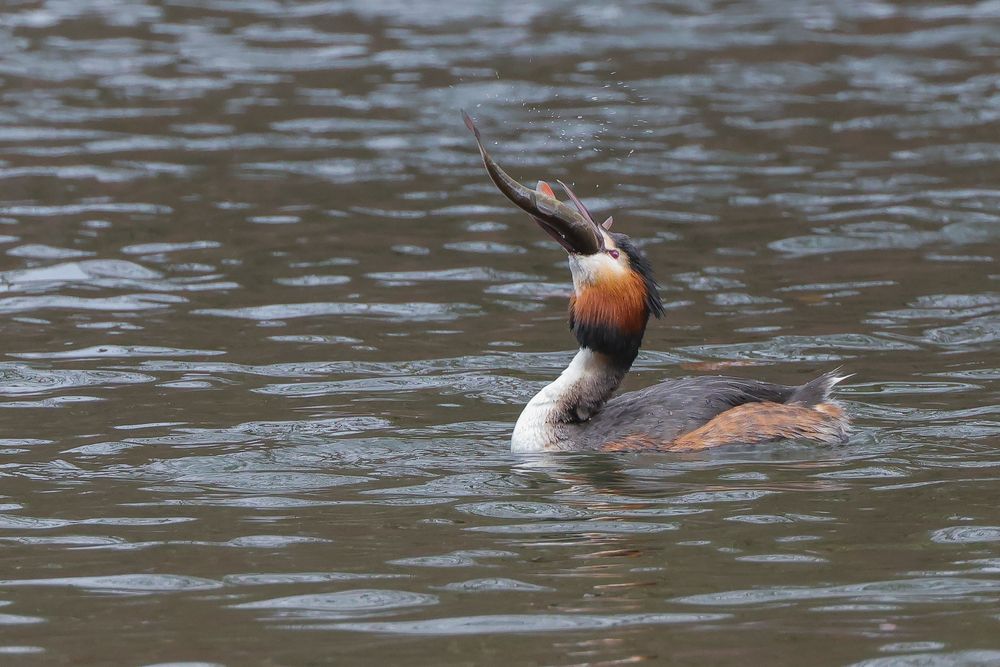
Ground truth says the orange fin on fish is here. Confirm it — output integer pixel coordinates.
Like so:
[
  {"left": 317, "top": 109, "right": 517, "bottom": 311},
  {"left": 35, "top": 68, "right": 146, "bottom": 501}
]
[{"left": 536, "top": 180, "right": 556, "bottom": 199}]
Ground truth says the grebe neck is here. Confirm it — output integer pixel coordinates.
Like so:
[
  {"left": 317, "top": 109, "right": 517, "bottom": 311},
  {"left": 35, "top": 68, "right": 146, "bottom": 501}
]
[{"left": 511, "top": 348, "right": 629, "bottom": 452}]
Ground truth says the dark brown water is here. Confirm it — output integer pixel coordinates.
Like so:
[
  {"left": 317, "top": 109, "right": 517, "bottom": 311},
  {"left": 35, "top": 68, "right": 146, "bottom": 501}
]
[{"left": 1, "top": 1, "right": 998, "bottom": 664}]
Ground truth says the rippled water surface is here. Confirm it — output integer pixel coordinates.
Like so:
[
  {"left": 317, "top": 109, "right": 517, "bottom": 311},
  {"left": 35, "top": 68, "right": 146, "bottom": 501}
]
[{"left": 1, "top": 0, "right": 999, "bottom": 664}]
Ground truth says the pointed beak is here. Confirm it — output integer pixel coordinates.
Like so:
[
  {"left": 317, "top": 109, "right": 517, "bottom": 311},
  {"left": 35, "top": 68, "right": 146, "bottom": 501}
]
[{"left": 463, "top": 111, "right": 603, "bottom": 255}]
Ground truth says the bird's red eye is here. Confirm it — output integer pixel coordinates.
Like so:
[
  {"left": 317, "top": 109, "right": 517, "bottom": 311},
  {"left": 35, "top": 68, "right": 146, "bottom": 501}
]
[{"left": 608, "top": 249, "right": 620, "bottom": 260}]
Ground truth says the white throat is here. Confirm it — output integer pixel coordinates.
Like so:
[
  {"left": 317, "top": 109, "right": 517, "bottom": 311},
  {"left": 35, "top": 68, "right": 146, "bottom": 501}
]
[{"left": 511, "top": 348, "right": 620, "bottom": 453}]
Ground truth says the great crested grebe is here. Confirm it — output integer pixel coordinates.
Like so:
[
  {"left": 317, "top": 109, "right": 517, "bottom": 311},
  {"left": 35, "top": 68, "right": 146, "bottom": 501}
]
[{"left": 463, "top": 111, "right": 850, "bottom": 453}]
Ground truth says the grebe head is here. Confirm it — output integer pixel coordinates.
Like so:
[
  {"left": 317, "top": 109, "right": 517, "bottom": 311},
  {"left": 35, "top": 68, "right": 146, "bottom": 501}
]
[
  {"left": 566, "top": 227, "right": 664, "bottom": 364},
  {"left": 462, "top": 110, "right": 664, "bottom": 366}
]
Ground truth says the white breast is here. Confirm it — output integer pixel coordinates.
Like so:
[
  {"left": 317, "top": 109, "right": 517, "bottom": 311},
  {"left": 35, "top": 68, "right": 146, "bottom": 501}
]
[{"left": 510, "top": 349, "right": 602, "bottom": 452}]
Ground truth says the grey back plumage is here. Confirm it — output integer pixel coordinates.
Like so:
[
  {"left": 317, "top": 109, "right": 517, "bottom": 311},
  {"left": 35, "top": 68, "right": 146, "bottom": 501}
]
[{"left": 563, "top": 373, "right": 837, "bottom": 448}]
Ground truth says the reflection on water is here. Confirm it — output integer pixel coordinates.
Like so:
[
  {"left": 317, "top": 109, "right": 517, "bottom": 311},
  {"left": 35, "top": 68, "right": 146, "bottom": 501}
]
[{"left": 0, "top": 0, "right": 998, "bottom": 664}]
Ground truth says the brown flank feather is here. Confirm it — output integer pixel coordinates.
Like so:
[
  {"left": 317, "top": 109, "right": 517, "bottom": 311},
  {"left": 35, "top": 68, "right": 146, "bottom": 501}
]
[{"left": 599, "top": 400, "right": 847, "bottom": 452}]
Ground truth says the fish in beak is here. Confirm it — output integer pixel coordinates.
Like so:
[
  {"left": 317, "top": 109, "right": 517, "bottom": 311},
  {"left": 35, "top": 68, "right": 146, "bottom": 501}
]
[{"left": 463, "top": 110, "right": 604, "bottom": 256}]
